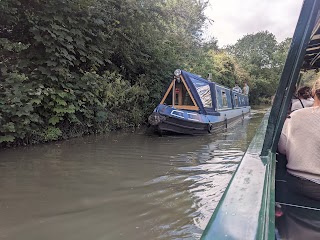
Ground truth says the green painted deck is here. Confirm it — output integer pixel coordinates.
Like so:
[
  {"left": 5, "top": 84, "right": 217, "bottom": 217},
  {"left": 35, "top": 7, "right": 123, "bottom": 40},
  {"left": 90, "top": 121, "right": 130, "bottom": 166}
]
[{"left": 201, "top": 112, "right": 275, "bottom": 240}]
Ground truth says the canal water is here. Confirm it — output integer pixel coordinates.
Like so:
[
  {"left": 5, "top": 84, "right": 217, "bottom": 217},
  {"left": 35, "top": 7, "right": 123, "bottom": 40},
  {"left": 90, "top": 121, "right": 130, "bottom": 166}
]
[{"left": 0, "top": 107, "right": 267, "bottom": 240}]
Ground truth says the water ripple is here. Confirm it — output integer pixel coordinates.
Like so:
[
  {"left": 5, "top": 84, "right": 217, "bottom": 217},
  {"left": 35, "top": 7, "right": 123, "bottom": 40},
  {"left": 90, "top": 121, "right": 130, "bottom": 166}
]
[{"left": 0, "top": 108, "right": 267, "bottom": 240}]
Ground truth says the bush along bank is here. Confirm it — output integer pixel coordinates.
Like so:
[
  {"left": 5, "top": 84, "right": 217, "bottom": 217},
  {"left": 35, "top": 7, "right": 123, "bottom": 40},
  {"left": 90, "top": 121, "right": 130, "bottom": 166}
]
[
  {"left": 1, "top": 0, "right": 207, "bottom": 147},
  {"left": 1, "top": 71, "right": 153, "bottom": 147}
]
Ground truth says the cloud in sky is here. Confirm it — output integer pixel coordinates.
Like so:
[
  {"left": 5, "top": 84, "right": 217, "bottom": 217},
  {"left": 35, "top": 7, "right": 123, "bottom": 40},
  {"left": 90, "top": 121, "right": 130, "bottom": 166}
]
[{"left": 204, "top": 0, "right": 303, "bottom": 47}]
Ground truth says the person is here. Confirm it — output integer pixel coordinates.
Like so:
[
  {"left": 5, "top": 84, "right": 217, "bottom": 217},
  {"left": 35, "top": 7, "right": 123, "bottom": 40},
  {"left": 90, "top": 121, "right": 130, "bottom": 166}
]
[
  {"left": 232, "top": 83, "right": 242, "bottom": 93},
  {"left": 243, "top": 82, "right": 249, "bottom": 95},
  {"left": 291, "top": 86, "right": 314, "bottom": 111},
  {"left": 278, "top": 78, "right": 320, "bottom": 201}
]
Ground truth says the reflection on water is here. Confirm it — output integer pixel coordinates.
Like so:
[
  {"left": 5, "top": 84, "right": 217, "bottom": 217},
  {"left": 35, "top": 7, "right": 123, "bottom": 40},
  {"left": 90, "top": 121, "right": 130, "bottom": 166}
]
[{"left": 0, "top": 108, "right": 267, "bottom": 240}]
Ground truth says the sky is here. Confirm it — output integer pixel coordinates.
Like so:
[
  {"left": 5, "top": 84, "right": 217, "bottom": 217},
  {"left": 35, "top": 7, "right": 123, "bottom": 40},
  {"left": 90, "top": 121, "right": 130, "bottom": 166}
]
[{"left": 204, "top": 0, "right": 303, "bottom": 47}]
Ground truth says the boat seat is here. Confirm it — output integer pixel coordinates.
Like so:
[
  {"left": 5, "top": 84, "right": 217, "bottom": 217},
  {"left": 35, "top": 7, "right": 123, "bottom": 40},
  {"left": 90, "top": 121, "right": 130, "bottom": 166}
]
[
  {"left": 275, "top": 153, "right": 320, "bottom": 210},
  {"left": 275, "top": 153, "right": 320, "bottom": 239}
]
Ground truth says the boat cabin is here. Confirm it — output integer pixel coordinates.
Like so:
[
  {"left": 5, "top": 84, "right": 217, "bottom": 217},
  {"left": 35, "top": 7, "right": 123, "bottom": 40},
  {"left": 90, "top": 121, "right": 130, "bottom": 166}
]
[
  {"left": 159, "top": 70, "right": 249, "bottom": 115},
  {"left": 148, "top": 70, "right": 251, "bottom": 135}
]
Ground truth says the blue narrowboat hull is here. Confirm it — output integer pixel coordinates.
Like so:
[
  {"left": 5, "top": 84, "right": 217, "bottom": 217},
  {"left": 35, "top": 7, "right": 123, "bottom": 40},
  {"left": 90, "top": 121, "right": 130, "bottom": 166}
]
[{"left": 149, "top": 104, "right": 251, "bottom": 135}]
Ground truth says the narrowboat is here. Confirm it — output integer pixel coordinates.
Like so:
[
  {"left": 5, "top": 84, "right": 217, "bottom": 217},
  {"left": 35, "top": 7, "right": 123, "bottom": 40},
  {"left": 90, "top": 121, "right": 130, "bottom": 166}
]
[
  {"left": 148, "top": 70, "right": 250, "bottom": 135},
  {"left": 201, "top": 0, "right": 320, "bottom": 239}
]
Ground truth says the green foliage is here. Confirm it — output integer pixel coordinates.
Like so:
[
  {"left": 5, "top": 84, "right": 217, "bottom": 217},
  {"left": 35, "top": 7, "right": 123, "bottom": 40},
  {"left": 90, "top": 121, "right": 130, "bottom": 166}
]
[
  {"left": 227, "top": 31, "right": 291, "bottom": 104},
  {"left": 300, "top": 71, "right": 320, "bottom": 86},
  {"left": 1, "top": 0, "right": 207, "bottom": 146},
  {"left": 0, "top": 135, "right": 15, "bottom": 143},
  {"left": 0, "top": 72, "right": 41, "bottom": 144},
  {"left": 228, "top": 31, "right": 278, "bottom": 69},
  {"left": 186, "top": 49, "right": 240, "bottom": 87},
  {"left": 0, "top": 0, "right": 290, "bottom": 146},
  {"left": 42, "top": 127, "right": 62, "bottom": 141}
]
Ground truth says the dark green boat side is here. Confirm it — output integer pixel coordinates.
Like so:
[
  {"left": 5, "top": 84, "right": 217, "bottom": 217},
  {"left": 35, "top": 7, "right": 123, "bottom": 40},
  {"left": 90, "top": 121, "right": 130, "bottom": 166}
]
[
  {"left": 201, "top": 0, "right": 320, "bottom": 239},
  {"left": 201, "top": 112, "right": 275, "bottom": 239}
]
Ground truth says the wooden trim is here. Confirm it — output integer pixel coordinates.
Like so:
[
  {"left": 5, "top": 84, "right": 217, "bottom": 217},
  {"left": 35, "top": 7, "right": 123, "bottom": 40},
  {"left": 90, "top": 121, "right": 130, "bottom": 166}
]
[
  {"left": 160, "top": 79, "right": 175, "bottom": 104},
  {"left": 177, "top": 84, "right": 183, "bottom": 105},
  {"left": 174, "top": 105, "right": 199, "bottom": 110},
  {"left": 160, "top": 76, "right": 199, "bottom": 111},
  {"left": 180, "top": 75, "right": 199, "bottom": 108},
  {"left": 172, "top": 79, "right": 175, "bottom": 107}
]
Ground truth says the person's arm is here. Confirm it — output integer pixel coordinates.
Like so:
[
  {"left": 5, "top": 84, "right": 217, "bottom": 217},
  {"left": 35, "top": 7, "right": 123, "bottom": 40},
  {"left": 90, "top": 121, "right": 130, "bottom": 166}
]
[{"left": 278, "top": 120, "right": 289, "bottom": 155}]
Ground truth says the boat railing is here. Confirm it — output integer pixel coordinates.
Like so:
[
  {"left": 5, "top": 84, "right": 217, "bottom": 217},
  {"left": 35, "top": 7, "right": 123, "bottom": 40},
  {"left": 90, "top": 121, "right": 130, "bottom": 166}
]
[{"left": 201, "top": 111, "right": 275, "bottom": 239}]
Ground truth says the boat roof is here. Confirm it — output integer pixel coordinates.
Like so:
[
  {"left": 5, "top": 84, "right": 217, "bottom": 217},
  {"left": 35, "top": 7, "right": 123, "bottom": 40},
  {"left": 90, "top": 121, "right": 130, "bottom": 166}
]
[
  {"left": 181, "top": 70, "right": 239, "bottom": 92},
  {"left": 181, "top": 70, "right": 248, "bottom": 114},
  {"left": 302, "top": 15, "right": 320, "bottom": 70},
  {"left": 180, "top": 70, "right": 213, "bottom": 113},
  {"left": 181, "top": 70, "right": 212, "bottom": 85}
]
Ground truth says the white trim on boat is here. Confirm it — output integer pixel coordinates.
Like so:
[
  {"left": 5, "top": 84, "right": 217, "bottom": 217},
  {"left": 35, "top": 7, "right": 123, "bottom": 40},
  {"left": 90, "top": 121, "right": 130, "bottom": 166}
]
[
  {"left": 187, "top": 113, "right": 200, "bottom": 121},
  {"left": 171, "top": 110, "right": 185, "bottom": 119}
]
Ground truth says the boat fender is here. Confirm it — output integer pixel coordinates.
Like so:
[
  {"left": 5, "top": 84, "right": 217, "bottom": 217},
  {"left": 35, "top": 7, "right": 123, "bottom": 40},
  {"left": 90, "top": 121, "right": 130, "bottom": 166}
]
[
  {"left": 224, "top": 116, "right": 227, "bottom": 128},
  {"left": 242, "top": 111, "right": 244, "bottom": 120},
  {"left": 148, "top": 112, "right": 166, "bottom": 126}
]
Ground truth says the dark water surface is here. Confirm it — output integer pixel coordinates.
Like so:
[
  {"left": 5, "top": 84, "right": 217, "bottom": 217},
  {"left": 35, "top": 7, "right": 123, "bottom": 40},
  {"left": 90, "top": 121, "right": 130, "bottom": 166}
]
[{"left": 0, "top": 108, "right": 267, "bottom": 240}]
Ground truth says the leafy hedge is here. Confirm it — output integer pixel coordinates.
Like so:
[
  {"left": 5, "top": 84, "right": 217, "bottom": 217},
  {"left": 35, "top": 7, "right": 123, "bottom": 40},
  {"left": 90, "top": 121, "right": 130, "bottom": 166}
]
[
  {"left": 0, "top": 1, "right": 290, "bottom": 146},
  {"left": 1, "top": 70, "right": 149, "bottom": 145},
  {"left": 1, "top": 0, "right": 204, "bottom": 146}
]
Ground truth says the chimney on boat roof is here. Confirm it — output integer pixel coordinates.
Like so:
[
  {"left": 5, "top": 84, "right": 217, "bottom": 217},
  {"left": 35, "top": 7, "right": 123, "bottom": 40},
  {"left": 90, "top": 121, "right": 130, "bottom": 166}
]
[{"left": 208, "top": 73, "right": 212, "bottom": 81}]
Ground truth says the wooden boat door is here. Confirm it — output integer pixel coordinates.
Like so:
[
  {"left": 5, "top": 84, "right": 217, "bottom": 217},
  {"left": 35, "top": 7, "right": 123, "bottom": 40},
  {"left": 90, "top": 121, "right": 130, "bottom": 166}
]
[{"left": 160, "top": 76, "right": 199, "bottom": 111}]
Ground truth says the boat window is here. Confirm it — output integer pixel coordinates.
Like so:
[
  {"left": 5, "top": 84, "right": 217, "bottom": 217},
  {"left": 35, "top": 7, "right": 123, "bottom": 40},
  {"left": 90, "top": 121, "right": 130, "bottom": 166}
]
[
  {"left": 222, "top": 91, "right": 228, "bottom": 107},
  {"left": 174, "top": 81, "right": 194, "bottom": 106},
  {"left": 190, "top": 77, "right": 213, "bottom": 108},
  {"left": 196, "top": 84, "right": 212, "bottom": 108}
]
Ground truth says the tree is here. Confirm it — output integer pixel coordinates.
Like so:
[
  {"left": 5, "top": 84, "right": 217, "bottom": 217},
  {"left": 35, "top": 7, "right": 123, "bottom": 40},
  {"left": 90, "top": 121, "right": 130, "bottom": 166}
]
[
  {"left": 227, "top": 31, "right": 291, "bottom": 104},
  {"left": 228, "top": 31, "right": 277, "bottom": 70}
]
